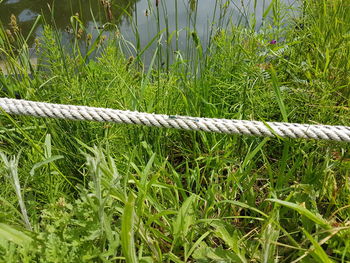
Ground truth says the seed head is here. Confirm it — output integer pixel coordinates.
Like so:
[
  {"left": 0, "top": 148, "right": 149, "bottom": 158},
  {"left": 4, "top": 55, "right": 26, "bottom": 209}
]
[
  {"left": 9, "top": 14, "right": 19, "bottom": 33},
  {"left": 76, "top": 28, "right": 84, "bottom": 39},
  {"left": 34, "top": 38, "right": 41, "bottom": 51},
  {"left": 145, "top": 9, "right": 150, "bottom": 17},
  {"left": 5, "top": 29, "right": 15, "bottom": 42},
  {"left": 126, "top": 56, "right": 134, "bottom": 71},
  {"left": 87, "top": 33, "right": 92, "bottom": 41},
  {"left": 98, "top": 35, "right": 107, "bottom": 46}
]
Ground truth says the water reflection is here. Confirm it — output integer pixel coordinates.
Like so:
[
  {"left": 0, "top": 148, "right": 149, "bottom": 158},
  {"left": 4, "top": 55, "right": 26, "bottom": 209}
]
[
  {"left": 0, "top": 0, "right": 297, "bottom": 59},
  {"left": 1, "top": 0, "right": 139, "bottom": 40},
  {"left": 18, "top": 9, "right": 37, "bottom": 22}
]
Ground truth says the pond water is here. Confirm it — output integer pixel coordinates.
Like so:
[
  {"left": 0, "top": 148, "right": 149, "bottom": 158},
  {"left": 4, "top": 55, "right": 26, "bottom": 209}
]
[{"left": 0, "top": 0, "right": 298, "bottom": 60}]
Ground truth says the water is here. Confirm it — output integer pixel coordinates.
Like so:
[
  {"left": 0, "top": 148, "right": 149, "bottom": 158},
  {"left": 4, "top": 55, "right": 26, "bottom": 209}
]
[{"left": 0, "top": 0, "right": 298, "bottom": 61}]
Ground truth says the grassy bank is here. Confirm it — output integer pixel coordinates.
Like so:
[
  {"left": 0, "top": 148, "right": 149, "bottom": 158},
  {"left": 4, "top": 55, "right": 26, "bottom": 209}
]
[{"left": 0, "top": 0, "right": 350, "bottom": 262}]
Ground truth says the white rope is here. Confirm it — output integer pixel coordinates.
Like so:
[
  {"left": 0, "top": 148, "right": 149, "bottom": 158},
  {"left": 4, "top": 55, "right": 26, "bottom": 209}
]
[{"left": 0, "top": 98, "right": 349, "bottom": 142}]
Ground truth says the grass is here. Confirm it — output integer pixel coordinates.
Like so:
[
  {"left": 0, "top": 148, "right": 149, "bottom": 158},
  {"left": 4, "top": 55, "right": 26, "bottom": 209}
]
[{"left": 0, "top": 0, "right": 350, "bottom": 262}]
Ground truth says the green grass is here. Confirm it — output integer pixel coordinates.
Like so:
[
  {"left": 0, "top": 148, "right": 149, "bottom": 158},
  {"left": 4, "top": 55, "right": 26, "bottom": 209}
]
[{"left": 0, "top": 0, "right": 350, "bottom": 262}]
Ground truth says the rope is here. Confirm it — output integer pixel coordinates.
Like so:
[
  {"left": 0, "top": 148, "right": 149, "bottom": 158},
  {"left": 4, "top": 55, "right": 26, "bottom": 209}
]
[{"left": 0, "top": 97, "right": 349, "bottom": 142}]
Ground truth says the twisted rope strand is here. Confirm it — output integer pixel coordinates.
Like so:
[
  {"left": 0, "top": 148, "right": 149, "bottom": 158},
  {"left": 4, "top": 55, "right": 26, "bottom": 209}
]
[{"left": 0, "top": 98, "right": 349, "bottom": 142}]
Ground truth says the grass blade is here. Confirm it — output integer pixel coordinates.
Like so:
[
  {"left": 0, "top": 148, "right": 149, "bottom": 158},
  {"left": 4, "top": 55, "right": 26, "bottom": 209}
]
[
  {"left": 302, "top": 228, "right": 334, "bottom": 263},
  {"left": 0, "top": 223, "right": 32, "bottom": 246},
  {"left": 270, "top": 66, "right": 288, "bottom": 122},
  {"left": 121, "top": 193, "right": 138, "bottom": 263},
  {"left": 267, "top": 199, "right": 330, "bottom": 229}
]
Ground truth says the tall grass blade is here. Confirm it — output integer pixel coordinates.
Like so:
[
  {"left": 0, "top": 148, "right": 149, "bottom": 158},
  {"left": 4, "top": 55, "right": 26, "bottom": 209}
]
[
  {"left": 0, "top": 152, "right": 32, "bottom": 231},
  {"left": 302, "top": 228, "right": 334, "bottom": 263},
  {"left": 267, "top": 199, "right": 330, "bottom": 229},
  {"left": 270, "top": 66, "right": 288, "bottom": 122},
  {"left": 121, "top": 193, "right": 138, "bottom": 263}
]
